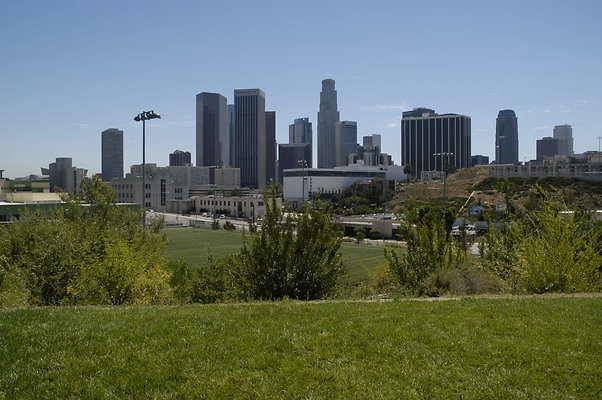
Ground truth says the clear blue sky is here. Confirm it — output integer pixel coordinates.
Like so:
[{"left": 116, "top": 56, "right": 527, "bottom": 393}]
[{"left": 1, "top": 0, "right": 601, "bottom": 179}]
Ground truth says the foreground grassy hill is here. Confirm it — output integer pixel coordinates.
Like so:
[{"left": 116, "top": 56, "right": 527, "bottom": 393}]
[
  {"left": 165, "top": 227, "right": 387, "bottom": 281},
  {"left": 2, "top": 296, "right": 600, "bottom": 399}
]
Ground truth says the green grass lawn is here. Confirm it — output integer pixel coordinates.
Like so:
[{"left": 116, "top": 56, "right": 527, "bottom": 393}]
[
  {"left": 1, "top": 297, "right": 600, "bottom": 399},
  {"left": 165, "top": 227, "right": 387, "bottom": 281}
]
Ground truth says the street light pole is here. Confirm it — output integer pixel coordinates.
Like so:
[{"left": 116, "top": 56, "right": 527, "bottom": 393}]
[
  {"left": 433, "top": 152, "right": 454, "bottom": 208},
  {"left": 297, "top": 159, "right": 307, "bottom": 207},
  {"left": 134, "top": 110, "right": 161, "bottom": 227}
]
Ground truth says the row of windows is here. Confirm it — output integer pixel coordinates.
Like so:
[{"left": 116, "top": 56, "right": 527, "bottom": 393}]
[
  {"left": 118, "top": 193, "right": 134, "bottom": 199},
  {"left": 198, "top": 199, "right": 264, "bottom": 207},
  {"left": 284, "top": 170, "right": 385, "bottom": 178},
  {"left": 114, "top": 183, "right": 134, "bottom": 190}
]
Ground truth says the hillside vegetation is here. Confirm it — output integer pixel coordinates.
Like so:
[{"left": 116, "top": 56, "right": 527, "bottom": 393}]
[{"left": 394, "top": 167, "right": 601, "bottom": 212}]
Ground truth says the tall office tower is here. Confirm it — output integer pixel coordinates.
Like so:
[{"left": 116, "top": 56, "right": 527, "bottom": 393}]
[
  {"left": 278, "top": 143, "right": 312, "bottom": 184},
  {"left": 289, "top": 118, "right": 313, "bottom": 166},
  {"left": 49, "top": 157, "right": 73, "bottom": 193},
  {"left": 234, "top": 89, "right": 267, "bottom": 189},
  {"left": 101, "top": 128, "right": 123, "bottom": 182},
  {"left": 228, "top": 104, "right": 236, "bottom": 167},
  {"left": 401, "top": 108, "right": 471, "bottom": 178},
  {"left": 495, "top": 109, "right": 519, "bottom": 164},
  {"left": 335, "top": 121, "right": 358, "bottom": 166},
  {"left": 196, "top": 92, "right": 229, "bottom": 167},
  {"left": 553, "top": 124, "right": 574, "bottom": 156},
  {"left": 47, "top": 157, "right": 87, "bottom": 194},
  {"left": 357, "top": 134, "right": 382, "bottom": 166},
  {"left": 536, "top": 137, "right": 559, "bottom": 161},
  {"left": 265, "top": 111, "right": 277, "bottom": 184},
  {"left": 363, "top": 134, "right": 382, "bottom": 151},
  {"left": 169, "top": 150, "right": 192, "bottom": 166},
  {"left": 317, "top": 79, "right": 340, "bottom": 168}
]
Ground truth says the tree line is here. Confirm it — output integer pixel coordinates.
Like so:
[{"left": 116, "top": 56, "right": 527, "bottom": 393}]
[{"left": 1, "top": 178, "right": 600, "bottom": 307}]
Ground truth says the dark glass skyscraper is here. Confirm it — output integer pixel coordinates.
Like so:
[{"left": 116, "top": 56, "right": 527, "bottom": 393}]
[
  {"left": 495, "top": 110, "right": 518, "bottom": 164},
  {"left": 289, "top": 118, "right": 313, "bottom": 167},
  {"left": 169, "top": 150, "right": 191, "bottom": 166},
  {"left": 234, "top": 89, "right": 266, "bottom": 189},
  {"left": 265, "top": 111, "right": 277, "bottom": 184},
  {"left": 335, "top": 121, "right": 358, "bottom": 166},
  {"left": 101, "top": 128, "right": 123, "bottom": 182},
  {"left": 196, "top": 92, "right": 229, "bottom": 167},
  {"left": 317, "top": 79, "right": 340, "bottom": 168},
  {"left": 401, "top": 108, "right": 471, "bottom": 178},
  {"left": 278, "top": 143, "right": 311, "bottom": 184},
  {"left": 536, "top": 137, "right": 559, "bottom": 161}
]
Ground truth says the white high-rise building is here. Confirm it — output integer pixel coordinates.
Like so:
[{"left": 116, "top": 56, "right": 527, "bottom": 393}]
[{"left": 553, "top": 125, "right": 574, "bottom": 156}]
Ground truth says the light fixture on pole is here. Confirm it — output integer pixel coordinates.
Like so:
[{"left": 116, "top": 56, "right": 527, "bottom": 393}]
[
  {"left": 433, "top": 152, "right": 454, "bottom": 207},
  {"left": 134, "top": 110, "right": 161, "bottom": 227},
  {"left": 297, "top": 159, "right": 308, "bottom": 206}
]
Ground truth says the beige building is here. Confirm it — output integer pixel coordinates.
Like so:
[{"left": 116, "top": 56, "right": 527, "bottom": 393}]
[
  {"left": 488, "top": 152, "right": 601, "bottom": 181},
  {"left": 192, "top": 194, "right": 282, "bottom": 221},
  {"left": 0, "top": 179, "right": 61, "bottom": 203},
  {"left": 110, "top": 164, "right": 240, "bottom": 212}
]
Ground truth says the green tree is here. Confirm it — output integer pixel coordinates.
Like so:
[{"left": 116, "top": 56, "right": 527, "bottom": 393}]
[
  {"left": 403, "top": 164, "right": 412, "bottom": 182},
  {"left": 235, "top": 187, "right": 345, "bottom": 300},
  {"left": 480, "top": 186, "right": 602, "bottom": 293},
  {"left": 354, "top": 226, "right": 366, "bottom": 242}
]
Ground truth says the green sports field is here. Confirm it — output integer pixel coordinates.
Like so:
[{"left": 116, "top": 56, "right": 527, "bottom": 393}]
[{"left": 165, "top": 227, "right": 387, "bottom": 281}]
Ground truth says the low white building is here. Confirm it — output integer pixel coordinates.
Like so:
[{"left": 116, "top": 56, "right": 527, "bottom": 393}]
[
  {"left": 111, "top": 164, "right": 240, "bottom": 212},
  {"left": 282, "top": 163, "right": 406, "bottom": 201}
]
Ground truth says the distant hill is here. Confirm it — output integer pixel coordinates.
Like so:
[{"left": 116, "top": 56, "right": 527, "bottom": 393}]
[{"left": 393, "top": 167, "right": 601, "bottom": 215}]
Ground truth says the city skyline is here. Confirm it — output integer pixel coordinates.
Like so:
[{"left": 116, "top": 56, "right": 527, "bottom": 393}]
[{"left": 1, "top": 1, "right": 601, "bottom": 178}]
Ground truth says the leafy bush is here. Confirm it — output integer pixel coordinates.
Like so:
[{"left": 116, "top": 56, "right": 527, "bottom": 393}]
[
  {"left": 168, "top": 255, "right": 241, "bottom": 304},
  {"left": 223, "top": 221, "right": 236, "bottom": 231},
  {"left": 424, "top": 266, "right": 504, "bottom": 297},
  {"left": 0, "top": 176, "right": 173, "bottom": 306},
  {"left": 385, "top": 206, "right": 468, "bottom": 295},
  {"left": 235, "top": 187, "right": 345, "bottom": 300},
  {"left": 480, "top": 186, "right": 602, "bottom": 293}
]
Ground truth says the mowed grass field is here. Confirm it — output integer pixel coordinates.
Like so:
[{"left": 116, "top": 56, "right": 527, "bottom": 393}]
[
  {"left": 1, "top": 297, "right": 600, "bottom": 399},
  {"left": 165, "top": 227, "right": 387, "bottom": 281}
]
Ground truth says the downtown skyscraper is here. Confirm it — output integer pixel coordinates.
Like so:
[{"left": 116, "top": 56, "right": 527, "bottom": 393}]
[
  {"left": 289, "top": 117, "right": 313, "bottom": 167},
  {"left": 101, "top": 128, "right": 123, "bottom": 182},
  {"left": 196, "top": 92, "right": 229, "bottom": 167},
  {"left": 317, "top": 79, "right": 340, "bottom": 168},
  {"left": 495, "top": 109, "right": 519, "bottom": 164},
  {"left": 401, "top": 108, "right": 471, "bottom": 178},
  {"left": 265, "top": 111, "right": 277, "bottom": 184},
  {"left": 335, "top": 121, "right": 358, "bottom": 166},
  {"left": 234, "top": 89, "right": 267, "bottom": 189},
  {"left": 553, "top": 124, "right": 574, "bottom": 156}
]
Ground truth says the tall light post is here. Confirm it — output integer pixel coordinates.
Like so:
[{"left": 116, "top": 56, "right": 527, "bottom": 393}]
[
  {"left": 297, "top": 159, "right": 308, "bottom": 206},
  {"left": 433, "top": 152, "right": 454, "bottom": 207},
  {"left": 134, "top": 110, "right": 161, "bottom": 227}
]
